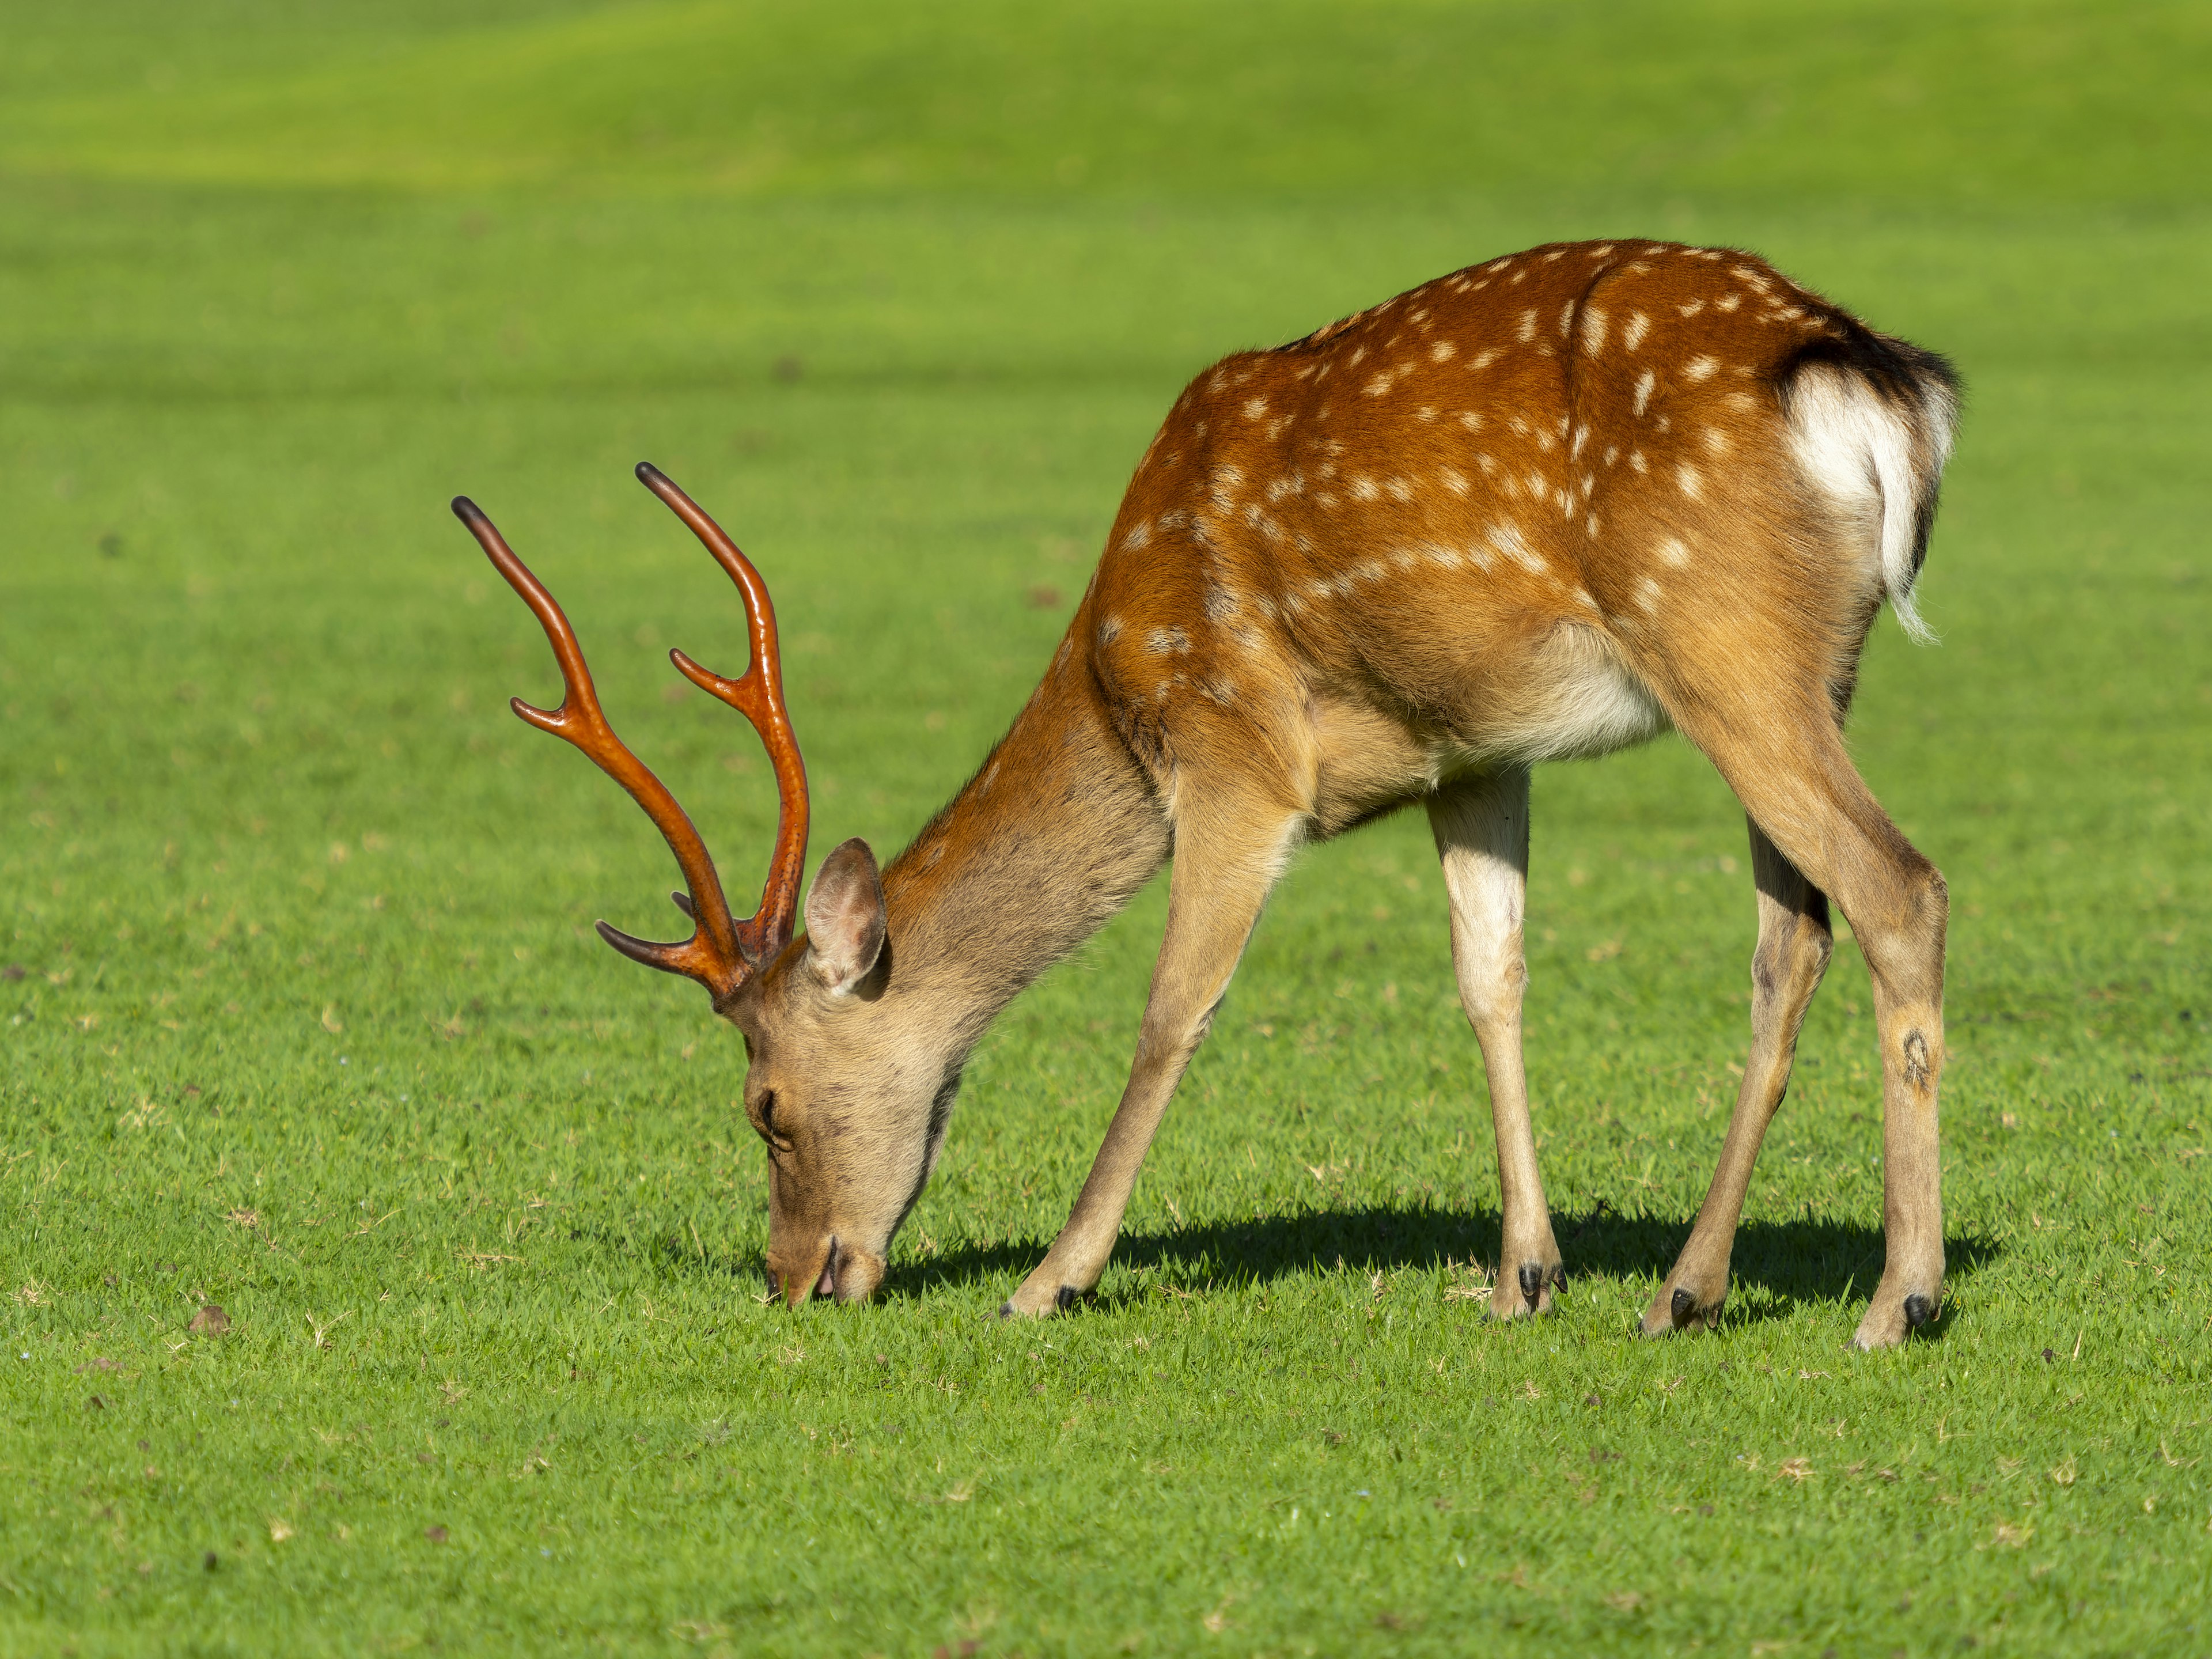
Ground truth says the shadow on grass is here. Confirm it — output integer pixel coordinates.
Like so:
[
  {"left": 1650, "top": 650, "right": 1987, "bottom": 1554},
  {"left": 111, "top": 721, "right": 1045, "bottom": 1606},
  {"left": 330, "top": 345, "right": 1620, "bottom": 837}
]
[{"left": 877, "top": 1202, "right": 2000, "bottom": 1334}]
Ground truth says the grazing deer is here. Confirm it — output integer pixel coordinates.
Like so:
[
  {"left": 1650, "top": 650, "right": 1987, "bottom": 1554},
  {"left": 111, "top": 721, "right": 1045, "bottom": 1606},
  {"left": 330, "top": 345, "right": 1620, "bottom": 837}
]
[{"left": 454, "top": 239, "right": 1959, "bottom": 1349}]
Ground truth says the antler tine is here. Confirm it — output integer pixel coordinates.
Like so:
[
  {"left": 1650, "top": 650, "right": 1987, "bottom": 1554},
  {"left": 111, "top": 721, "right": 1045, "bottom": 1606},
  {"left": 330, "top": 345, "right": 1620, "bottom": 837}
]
[
  {"left": 450, "top": 494, "right": 749, "bottom": 999},
  {"left": 632, "top": 462, "right": 812, "bottom": 967}
]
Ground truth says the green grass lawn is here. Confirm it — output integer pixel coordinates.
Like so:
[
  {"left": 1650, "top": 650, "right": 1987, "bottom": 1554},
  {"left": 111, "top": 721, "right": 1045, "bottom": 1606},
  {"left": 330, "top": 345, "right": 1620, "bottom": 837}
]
[{"left": 3, "top": 2, "right": 2208, "bottom": 1653}]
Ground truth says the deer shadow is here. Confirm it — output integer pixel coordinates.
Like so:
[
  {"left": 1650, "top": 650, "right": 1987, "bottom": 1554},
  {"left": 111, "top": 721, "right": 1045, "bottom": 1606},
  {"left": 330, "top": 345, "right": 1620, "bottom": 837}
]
[{"left": 877, "top": 1202, "right": 2000, "bottom": 1335}]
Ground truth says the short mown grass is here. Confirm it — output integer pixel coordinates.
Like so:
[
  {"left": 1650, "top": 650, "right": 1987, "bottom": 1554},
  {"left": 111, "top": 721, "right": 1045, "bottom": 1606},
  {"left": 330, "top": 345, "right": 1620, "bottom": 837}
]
[{"left": 2, "top": 3, "right": 2207, "bottom": 1653}]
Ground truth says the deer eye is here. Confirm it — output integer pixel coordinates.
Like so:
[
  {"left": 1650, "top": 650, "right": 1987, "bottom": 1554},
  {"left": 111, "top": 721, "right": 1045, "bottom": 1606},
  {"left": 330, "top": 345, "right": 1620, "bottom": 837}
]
[{"left": 753, "top": 1090, "right": 793, "bottom": 1152}]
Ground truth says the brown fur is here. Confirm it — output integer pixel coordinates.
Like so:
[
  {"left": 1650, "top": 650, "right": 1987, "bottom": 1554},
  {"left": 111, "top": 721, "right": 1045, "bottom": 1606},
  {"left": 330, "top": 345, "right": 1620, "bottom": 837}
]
[{"left": 715, "top": 240, "right": 1957, "bottom": 1348}]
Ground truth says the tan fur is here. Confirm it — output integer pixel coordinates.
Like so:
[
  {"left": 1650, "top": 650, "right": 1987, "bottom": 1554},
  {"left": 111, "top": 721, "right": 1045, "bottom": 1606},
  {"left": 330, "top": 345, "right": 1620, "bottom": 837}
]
[{"left": 720, "top": 241, "right": 1957, "bottom": 1349}]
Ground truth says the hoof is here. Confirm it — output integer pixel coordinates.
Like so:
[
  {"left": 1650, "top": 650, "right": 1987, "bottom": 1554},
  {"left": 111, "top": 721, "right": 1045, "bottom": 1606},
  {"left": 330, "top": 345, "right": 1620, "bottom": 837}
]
[
  {"left": 1054, "top": 1284, "right": 1082, "bottom": 1313},
  {"left": 1904, "top": 1293, "right": 1936, "bottom": 1330},
  {"left": 1492, "top": 1260, "right": 1560, "bottom": 1319},
  {"left": 1641, "top": 1281, "right": 1724, "bottom": 1336}
]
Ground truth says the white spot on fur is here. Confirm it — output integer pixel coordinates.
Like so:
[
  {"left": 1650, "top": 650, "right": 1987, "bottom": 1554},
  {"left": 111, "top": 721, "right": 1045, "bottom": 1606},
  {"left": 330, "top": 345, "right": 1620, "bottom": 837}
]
[
  {"left": 1243, "top": 397, "right": 1268, "bottom": 419},
  {"left": 1634, "top": 369, "right": 1657, "bottom": 416},
  {"left": 1703, "top": 426, "right": 1730, "bottom": 456},
  {"left": 1677, "top": 299, "right": 1705, "bottom": 318},
  {"left": 1516, "top": 309, "right": 1539, "bottom": 343},
  {"left": 1658, "top": 536, "right": 1690, "bottom": 569},
  {"left": 1677, "top": 465, "right": 1702, "bottom": 499},
  {"left": 1121, "top": 520, "right": 1152, "bottom": 551},
  {"left": 1623, "top": 312, "right": 1650, "bottom": 351},
  {"left": 1097, "top": 616, "right": 1123, "bottom": 645},
  {"left": 1147, "top": 626, "right": 1190, "bottom": 654},
  {"left": 1350, "top": 476, "right": 1380, "bottom": 502},
  {"left": 1684, "top": 356, "right": 1719, "bottom": 382},
  {"left": 1491, "top": 522, "right": 1547, "bottom": 575},
  {"left": 1715, "top": 293, "right": 1741, "bottom": 312},
  {"left": 1580, "top": 309, "right": 1608, "bottom": 354},
  {"left": 1628, "top": 449, "right": 1647, "bottom": 474},
  {"left": 1431, "top": 340, "right": 1456, "bottom": 362},
  {"left": 1637, "top": 577, "right": 1662, "bottom": 613}
]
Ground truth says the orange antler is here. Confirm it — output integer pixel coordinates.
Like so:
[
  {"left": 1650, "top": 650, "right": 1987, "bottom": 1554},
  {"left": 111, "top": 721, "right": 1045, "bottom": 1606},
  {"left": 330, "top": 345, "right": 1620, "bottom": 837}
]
[{"left": 451, "top": 464, "right": 810, "bottom": 1011}]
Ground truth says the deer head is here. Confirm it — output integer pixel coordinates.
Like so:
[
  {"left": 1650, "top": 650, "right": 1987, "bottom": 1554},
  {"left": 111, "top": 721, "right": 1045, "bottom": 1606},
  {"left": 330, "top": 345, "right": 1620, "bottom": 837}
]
[{"left": 453, "top": 464, "right": 934, "bottom": 1305}]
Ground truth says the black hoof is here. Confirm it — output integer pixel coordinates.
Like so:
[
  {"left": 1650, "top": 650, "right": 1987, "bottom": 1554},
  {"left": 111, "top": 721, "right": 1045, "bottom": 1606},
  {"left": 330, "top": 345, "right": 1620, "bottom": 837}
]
[
  {"left": 1517, "top": 1263, "right": 1552, "bottom": 1309},
  {"left": 1903, "top": 1293, "right": 1934, "bottom": 1329},
  {"left": 1054, "top": 1285, "right": 1081, "bottom": 1312},
  {"left": 996, "top": 1300, "right": 1016, "bottom": 1320},
  {"left": 1671, "top": 1286, "right": 1696, "bottom": 1325}
]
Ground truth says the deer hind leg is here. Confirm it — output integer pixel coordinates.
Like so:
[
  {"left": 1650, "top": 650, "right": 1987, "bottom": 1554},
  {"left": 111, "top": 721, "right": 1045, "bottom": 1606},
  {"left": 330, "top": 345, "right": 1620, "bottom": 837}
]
[
  {"left": 999, "top": 790, "right": 1300, "bottom": 1320},
  {"left": 1673, "top": 709, "right": 1948, "bottom": 1350},
  {"left": 1641, "top": 820, "right": 1832, "bottom": 1336},
  {"left": 1426, "top": 767, "right": 1562, "bottom": 1317}
]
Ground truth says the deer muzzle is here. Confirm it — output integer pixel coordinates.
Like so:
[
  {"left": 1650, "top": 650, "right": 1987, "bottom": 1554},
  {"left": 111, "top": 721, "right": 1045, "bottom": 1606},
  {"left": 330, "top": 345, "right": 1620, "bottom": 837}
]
[{"left": 765, "top": 1235, "right": 888, "bottom": 1305}]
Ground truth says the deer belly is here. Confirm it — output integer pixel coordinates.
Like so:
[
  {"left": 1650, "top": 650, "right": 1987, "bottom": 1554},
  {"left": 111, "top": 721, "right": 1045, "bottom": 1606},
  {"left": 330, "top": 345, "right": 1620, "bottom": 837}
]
[{"left": 1444, "top": 623, "right": 1673, "bottom": 766}]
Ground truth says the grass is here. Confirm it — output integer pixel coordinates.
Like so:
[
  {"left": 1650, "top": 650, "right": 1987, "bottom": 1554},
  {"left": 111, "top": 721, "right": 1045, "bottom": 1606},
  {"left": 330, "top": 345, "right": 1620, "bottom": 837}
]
[{"left": 2, "top": 1, "right": 2207, "bottom": 1653}]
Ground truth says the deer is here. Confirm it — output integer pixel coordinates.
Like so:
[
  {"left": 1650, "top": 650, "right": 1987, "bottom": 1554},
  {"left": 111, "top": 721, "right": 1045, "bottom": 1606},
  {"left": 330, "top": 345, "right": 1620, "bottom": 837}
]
[{"left": 453, "top": 238, "right": 1960, "bottom": 1350}]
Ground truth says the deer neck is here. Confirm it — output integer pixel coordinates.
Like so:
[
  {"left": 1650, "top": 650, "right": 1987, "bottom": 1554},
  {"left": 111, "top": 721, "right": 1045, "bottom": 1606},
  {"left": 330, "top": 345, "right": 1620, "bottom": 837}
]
[{"left": 878, "top": 647, "right": 1168, "bottom": 1052}]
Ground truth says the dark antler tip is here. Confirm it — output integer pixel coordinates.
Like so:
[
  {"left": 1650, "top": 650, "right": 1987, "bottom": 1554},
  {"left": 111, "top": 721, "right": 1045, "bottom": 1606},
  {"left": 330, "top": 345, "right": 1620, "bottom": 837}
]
[
  {"left": 451, "top": 495, "right": 483, "bottom": 522},
  {"left": 635, "top": 461, "right": 666, "bottom": 485}
]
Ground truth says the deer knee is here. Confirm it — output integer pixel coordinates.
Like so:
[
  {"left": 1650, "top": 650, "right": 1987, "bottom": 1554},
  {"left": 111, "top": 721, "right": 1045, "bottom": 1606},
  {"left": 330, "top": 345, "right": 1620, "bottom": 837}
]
[
  {"left": 1456, "top": 948, "right": 1527, "bottom": 1028},
  {"left": 1855, "top": 857, "right": 1947, "bottom": 999},
  {"left": 1752, "top": 911, "right": 1831, "bottom": 1013}
]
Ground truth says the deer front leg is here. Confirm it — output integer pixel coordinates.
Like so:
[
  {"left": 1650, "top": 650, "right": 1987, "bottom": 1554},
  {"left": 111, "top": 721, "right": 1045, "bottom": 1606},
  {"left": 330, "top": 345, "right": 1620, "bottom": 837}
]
[
  {"left": 1426, "top": 768, "right": 1561, "bottom": 1317},
  {"left": 1642, "top": 820, "right": 1832, "bottom": 1336},
  {"left": 999, "top": 803, "right": 1297, "bottom": 1319}
]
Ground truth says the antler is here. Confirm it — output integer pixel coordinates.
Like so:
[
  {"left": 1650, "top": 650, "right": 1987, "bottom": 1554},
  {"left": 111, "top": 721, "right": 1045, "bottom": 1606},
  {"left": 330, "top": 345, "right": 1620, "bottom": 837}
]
[{"left": 450, "top": 464, "right": 810, "bottom": 1011}]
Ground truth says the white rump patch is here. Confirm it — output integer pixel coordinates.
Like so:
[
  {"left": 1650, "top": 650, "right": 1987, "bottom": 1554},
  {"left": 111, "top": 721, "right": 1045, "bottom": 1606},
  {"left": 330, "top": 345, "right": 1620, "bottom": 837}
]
[{"left": 1785, "top": 362, "right": 1955, "bottom": 644}]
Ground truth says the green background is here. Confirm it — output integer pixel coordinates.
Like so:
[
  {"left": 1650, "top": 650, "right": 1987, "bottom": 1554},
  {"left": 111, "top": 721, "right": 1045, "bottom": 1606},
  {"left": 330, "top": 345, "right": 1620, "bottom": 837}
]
[{"left": 2, "top": 2, "right": 2206, "bottom": 1653}]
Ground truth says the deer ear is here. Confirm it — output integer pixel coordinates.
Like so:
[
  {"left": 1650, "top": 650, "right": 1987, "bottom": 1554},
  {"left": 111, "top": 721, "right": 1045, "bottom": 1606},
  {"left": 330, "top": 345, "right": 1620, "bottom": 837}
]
[{"left": 802, "top": 838, "right": 887, "bottom": 995}]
